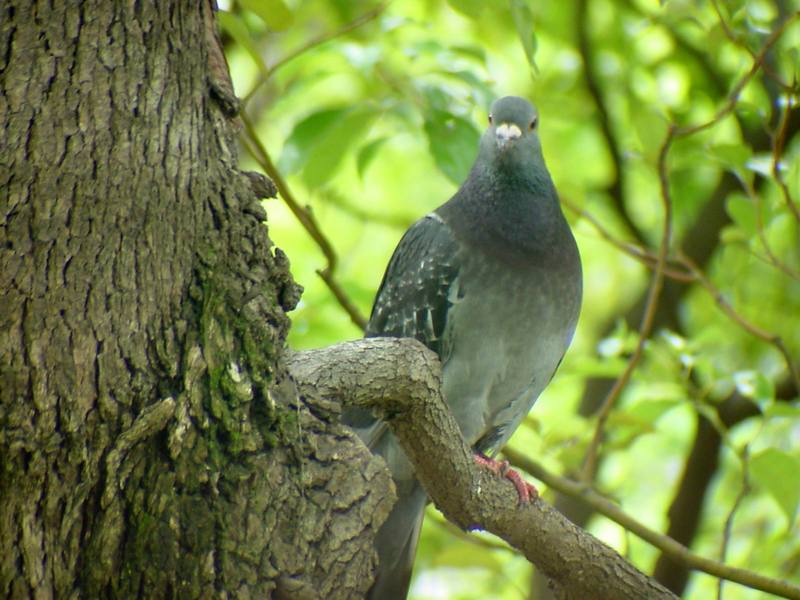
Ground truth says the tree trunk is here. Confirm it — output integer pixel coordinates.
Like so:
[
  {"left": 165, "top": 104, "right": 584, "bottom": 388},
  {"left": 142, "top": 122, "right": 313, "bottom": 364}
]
[{"left": 0, "top": 1, "right": 390, "bottom": 597}]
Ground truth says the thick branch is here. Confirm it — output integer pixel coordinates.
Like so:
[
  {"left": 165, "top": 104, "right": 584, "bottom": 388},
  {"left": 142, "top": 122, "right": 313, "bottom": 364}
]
[
  {"left": 287, "top": 338, "right": 676, "bottom": 600},
  {"left": 503, "top": 448, "right": 800, "bottom": 600}
]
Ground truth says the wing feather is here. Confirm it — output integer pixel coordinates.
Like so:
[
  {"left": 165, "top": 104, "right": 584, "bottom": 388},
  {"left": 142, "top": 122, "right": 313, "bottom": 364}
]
[
  {"left": 344, "top": 213, "right": 461, "bottom": 443},
  {"left": 366, "top": 213, "right": 460, "bottom": 356}
]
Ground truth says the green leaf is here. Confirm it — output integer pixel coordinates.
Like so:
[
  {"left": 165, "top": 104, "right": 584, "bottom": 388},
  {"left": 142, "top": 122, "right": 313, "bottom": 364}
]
[
  {"left": 733, "top": 370, "right": 775, "bottom": 408},
  {"left": 446, "top": 0, "right": 487, "bottom": 19},
  {"left": 422, "top": 87, "right": 452, "bottom": 113},
  {"left": 568, "top": 356, "right": 627, "bottom": 378},
  {"left": 450, "top": 44, "right": 488, "bottom": 64},
  {"left": 597, "top": 319, "right": 639, "bottom": 357},
  {"left": 765, "top": 403, "right": 800, "bottom": 419},
  {"left": 430, "top": 538, "right": 503, "bottom": 569},
  {"left": 719, "top": 224, "right": 749, "bottom": 244},
  {"left": 302, "top": 108, "right": 379, "bottom": 187},
  {"left": 725, "top": 193, "right": 756, "bottom": 236},
  {"left": 436, "top": 69, "right": 495, "bottom": 108},
  {"left": 708, "top": 143, "right": 753, "bottom": 180},
  {"left": 424, "top": 109, "right": 480, "bottom": 185},
  {"left": 745, "top": 0, "right": 777, "bottom": 29},
  {"left": 217, "top": 11, "right": 268, "bottom": 75},
  {"left": 238, "top": 0, "right": 293, "bottom": 31},
  {"left": 750, "top": 448, "right": 800, "bottom": 523},
  {"left": 278, "top": 107, "right": 348, "bottom": 175},
  {"left": 624, "top": 399, "right": 681, "bottom": 426},
  {"left": 509, "top": 0, "right": 538, "bottom": 73},
  {"left": 356, "top": 137, "right": 388, "bottom": 179},
  {"left": 787, "top": 48, "right": 800, "bottom": 82},
  {"left": 753, "top": 373, "right": 775, "bottom": 406}
]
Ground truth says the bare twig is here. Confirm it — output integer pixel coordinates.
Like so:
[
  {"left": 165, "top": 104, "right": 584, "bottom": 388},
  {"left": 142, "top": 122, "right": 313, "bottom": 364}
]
[
  {"left": 717, "top": 446, "right": 751, "bottom": 600},
  {"left": 741, "top": 177, "right": 800, "bottom": 282},
  {"left": 563, "top": 135, "right": 799, "bottom": 401},
  {"left": 675, "top": 13, "right": 799, "bottom": 138},
  {"left": 677, "top": 253, "right": 800, "bottom": 392},
  {"left": 561, "top": 196, "right": 694, "bottom": 282},
  {"left": 579, "top": 9, "right": 799, "bottom": 484},
  {"left": 240, "top": 113, "right": 368, "bottom": 330},
  {"left": 581, "top": 126, "right": 676, "bottom": 482},
  {"left": 242, "top": 2, "right": 391, "bottom": 106},
  {"left": 772, "top": 94, "right": 800, "bottom": 223},
  {"left": 503, "top": 448, "right": 800, "bottom": 600},
  {"left": 709, "top": 0, "right": 749, "bottom": 55},
  {"left": 709, "top": 0, "right": 796, "bottom": 91},
  {"left": 316, "top": 267, "right": 368, "bottom": 330}
]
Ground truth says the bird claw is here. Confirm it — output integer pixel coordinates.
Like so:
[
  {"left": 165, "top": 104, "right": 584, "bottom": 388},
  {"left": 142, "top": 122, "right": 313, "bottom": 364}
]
[{"left": 473, "top": 453, "right": 538, "bottom": 504}]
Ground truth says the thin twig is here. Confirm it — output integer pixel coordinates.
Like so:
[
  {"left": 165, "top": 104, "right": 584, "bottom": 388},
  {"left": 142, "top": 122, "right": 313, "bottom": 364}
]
[
  {"left": 772, "top": 94, "right": 800, "bottom": 223},
  {"left": 579, "top": 11, "right": 800, "bottom": 479},
  {"left": 717, "top": 446, "right": 751, "bottom": 600},
  {"left": 728, "top": 239, "right": 800, "bottom": 278},
  {"left": 709, "top": 0, "right": 795, "bottom": 91},
  {"left": 503, "top": 448, "right": 800, "bottom": 600},
  {"left": 561, "top": 196, "right": 694, "bottom": 282},
  {"left": 741, "top": 177, "right": 800, "bottom": 282},
  {"left": 677, "top": 253, "right": 800, "bottom": 393},
  {"left": 581, "top": 126, "right": 675, "bottom": 482},
  {"left": 709, "top": 0, "right": 748, "bottom": 55},
  {"left": 674, "top": 13, "right": 799, "bottom": 138},
  {"left": 620, "top": 0, "right": 727, "bottom": 93},
  {"left": 240, "top": 113, "right": 368, "bottom": 330},
  {"left": 242, "top": 2, "right": 391, "bottom": 106},
  {"left": 316, "top": 267, "right": 368, "bottom": 330}
]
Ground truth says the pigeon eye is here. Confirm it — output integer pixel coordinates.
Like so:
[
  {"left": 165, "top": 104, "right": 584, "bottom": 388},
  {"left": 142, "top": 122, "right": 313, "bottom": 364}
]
[
  {"left": 529, "top": 117, "right": 538, "bottom": 130},
  {"left": 488, "top": 114, "right": 493, "bottom": 125}
]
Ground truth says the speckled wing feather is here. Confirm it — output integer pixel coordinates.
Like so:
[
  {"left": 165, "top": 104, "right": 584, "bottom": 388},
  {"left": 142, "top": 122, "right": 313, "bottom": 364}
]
[
  {"left": 344, "top": 213, "right": 461, "bottom": 440},
  {"left": 365, "top": 212, "right": 461, "bottom": 355}
]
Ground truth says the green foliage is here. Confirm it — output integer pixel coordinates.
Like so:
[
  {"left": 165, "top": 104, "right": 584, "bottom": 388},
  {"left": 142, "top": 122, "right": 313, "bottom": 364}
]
[
  {"left": 223, "top": 0, "right": 800, "bottom": 597},
  {"left": 750, "top": 448, "right": 800, "bottom": 523},
  {"left": 238, "top": 0, "right": 293, "bottom": 31},
  {"left": 423, "top": 108, "right": 480, "bottom": 184}
]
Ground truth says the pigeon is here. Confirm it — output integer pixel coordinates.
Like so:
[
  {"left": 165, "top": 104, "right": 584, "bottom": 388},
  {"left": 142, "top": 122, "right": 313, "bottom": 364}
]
[{"left": 346, "top": 96, "right": 582, "bottom": 599}]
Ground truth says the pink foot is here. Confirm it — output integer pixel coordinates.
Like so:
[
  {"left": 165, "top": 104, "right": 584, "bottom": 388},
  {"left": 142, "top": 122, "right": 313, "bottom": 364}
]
[{"left": 473, "top": 454, "right": 538, "bottom": 503}]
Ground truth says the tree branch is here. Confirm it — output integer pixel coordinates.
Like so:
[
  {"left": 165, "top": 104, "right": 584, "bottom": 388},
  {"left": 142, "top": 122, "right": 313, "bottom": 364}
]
[
  {"left": 503, "top": 448, "right": 800, "bottom": 600},
  {"left": 678, "top": 252, "right": 800, "bottom": 392},
  {"left": 773, "top": 94, "right": 800, "bottom": 223},
  {"left": 240, "top": 114, "right": 368, "bottom": 330},
  {"left": 581, "top": 126, "right": 675, "bottom": 481},
  {"left": 287, "top": 338, "right": 676, "bottom": 600},
  {"left": 561, "top": 196, "right": 694, "bottom": 282},
  {"left": 241, "top": 2, "right": 391, "bottom": 106}
]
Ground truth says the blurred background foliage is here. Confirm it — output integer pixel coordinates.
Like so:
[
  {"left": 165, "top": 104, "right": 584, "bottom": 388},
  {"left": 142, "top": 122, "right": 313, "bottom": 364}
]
[{"left": 220, "top": 0, "right": 800, "bottom": 597}]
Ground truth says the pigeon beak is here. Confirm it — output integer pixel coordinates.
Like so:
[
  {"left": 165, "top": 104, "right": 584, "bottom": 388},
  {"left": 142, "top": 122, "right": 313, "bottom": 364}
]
[{"left": 495, "top": 122, "right": 522, "bottom": 149}]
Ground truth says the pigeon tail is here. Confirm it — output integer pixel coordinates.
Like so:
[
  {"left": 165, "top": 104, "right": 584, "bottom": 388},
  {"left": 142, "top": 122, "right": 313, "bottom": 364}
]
[{"left": 367, "top": 478, "right": 427, "bottom": 600}]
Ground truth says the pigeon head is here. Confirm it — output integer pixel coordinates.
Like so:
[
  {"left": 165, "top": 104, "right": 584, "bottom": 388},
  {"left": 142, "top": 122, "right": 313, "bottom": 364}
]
[{"left": 479, "top": 96, "right": 544, "bottom": 174}]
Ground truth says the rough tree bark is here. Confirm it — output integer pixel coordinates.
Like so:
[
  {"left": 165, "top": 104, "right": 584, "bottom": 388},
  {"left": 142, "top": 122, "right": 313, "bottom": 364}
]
[{"left": 1, "top": 2, "right": 390, "bottom": 598}]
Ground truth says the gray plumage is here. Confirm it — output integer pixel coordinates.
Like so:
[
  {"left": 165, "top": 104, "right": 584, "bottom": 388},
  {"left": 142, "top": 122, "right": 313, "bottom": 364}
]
[{"left": 347, "top": 96, "right": 582, "bottom": 599}]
